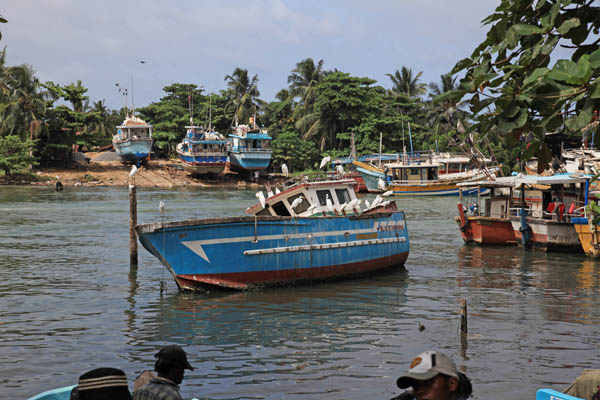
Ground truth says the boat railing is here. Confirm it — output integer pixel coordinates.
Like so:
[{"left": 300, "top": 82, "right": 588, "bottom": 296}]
[{"left": 232, "top": 147, "right": 272, "bottom": 153}]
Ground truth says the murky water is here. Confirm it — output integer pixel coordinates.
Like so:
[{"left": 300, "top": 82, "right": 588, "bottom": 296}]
[{"left": 1, "top": 186, "right": 599, "bottom": 399}]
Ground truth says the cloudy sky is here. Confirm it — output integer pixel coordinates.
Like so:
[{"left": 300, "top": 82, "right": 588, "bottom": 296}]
[{"left": 1, "top": 0, "right": 500, "bottom": 110}]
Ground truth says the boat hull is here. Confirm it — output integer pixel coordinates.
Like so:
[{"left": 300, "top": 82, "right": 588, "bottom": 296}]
[
  {"left": 113, "top": 139, "right": 153, "bottom": 162},
  {"left": 388, "top": 184, "right": 483, "bottom": 196},
  {"left": 455, "top": 216, "right": 516, "bottom": 245},
  {"left": 178, "top": 153, "right": 227, "bottom": 175},
  {"left": 228, "top": 151, "right": 272, "bottom": 172},
  {"left": 572, "top": 217, "right": 600, "bottom": 257},
  {"left": 510, "top": 217, "right": 582, "bottom": 252},
  {"left": 136, "top": 212, "right": 410, "bottom": 291},
  {"left": 354, "top": 164, "right": 385, "bottom": 193}
]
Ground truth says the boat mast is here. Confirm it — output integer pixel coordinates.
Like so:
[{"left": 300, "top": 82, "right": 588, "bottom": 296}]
[
  {"left": 379, "top": 132, "right": 382, "bottom": 168},
  {"left": 208, "top": 96, "right": 212, "bottom": 131},
  {"left": 131, "top": 76, "right": 135, "bottom": 115},
  {"left": 188, "top": 90, "right": 193, "bottom": 125}
]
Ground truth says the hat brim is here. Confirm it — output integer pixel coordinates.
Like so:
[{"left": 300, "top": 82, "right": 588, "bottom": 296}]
[
  {"left": 183, "top": 360, "right": 194, "bottom": 371},
  {"left": 396, "top": 370, "right": 439, "bottom": 388}
]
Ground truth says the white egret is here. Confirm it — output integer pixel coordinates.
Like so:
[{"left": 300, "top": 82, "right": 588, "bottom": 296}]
[
  {"left": 281, "top": 163, "right": 289, "bottom": 177},
  {"left": 364, "top": 199, "right": 371, "bottom": 209},
  {"left": 319, "top": 156, "right": 331, "bottom": 170},
  {"left": 159, "top": 201, "right": 165, "bottom": 217},
  {"left": 346, "top": 199, "right": 359, "bottom": 209},
  {"left": 267, "top": 189, "right": 274, "bottom": 198},
  {"left": 382, "top": 190, "right": 394, "bottom": 197},
  {"left": 371, "top": 195, "right": 383, "bottom": 209},
  {"left": 306, "top": 204, "right": 317, "bottom": 215},
  {"left": 275, "top": 187, "right": 281, "bottom": 194},
  {"left": 336, "top": 164, "right": 344, "bottom": 175},
  {"left": 256, "top": 191, "right": 266, "bottom": 209},
  {"left": 377, "top": 178, "right": 387, "bottom": 191},
  {"left": 129, "top": 165, "right": 138, "bottom": 177},
  {"left": 325, "top": 193, "right": 334, "bottom": 214},
  {"left": 290, "top": 197, "right": 303, "bottom": 216}
]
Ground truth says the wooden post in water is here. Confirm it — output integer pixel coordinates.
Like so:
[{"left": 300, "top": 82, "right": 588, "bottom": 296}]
[
  {"left": 460, "top": 299, "right": 468, "bottom": 335},
  {"left": 129, "top": 184, "right": 138, "bottom": 266}
]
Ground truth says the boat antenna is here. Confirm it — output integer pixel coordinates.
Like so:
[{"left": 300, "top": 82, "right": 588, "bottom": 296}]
[
  {"left": 131, "top": 76, "right": 135, "bottom": 113},
  {"left": 188, "top": 89, "right": 193, "bottom": 125},
  {"left": 401, "top": 113, "right": 405, "bottom": 150},
  {"left": 116, "top": 83, "right": 128, "bottom": 114},
  {"left": 408, "top": 122, "right": 414, "bottom": 157},
  {"left": 208, "top": 95, "right": 212, "bottom": 131}
]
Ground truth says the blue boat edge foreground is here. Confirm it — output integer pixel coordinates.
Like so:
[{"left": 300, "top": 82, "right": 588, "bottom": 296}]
[{"left": 135, "top": 179, "right": 410, "bottom": 291}]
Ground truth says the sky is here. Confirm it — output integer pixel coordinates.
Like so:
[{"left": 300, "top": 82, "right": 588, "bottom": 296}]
[{"left": 1, "top": 0, "right": 501, "bottom": 111}]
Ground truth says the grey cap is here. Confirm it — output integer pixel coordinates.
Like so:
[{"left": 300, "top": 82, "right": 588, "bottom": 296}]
[{"left": 396, "top": 351, "right": 458, "bottom": 389}]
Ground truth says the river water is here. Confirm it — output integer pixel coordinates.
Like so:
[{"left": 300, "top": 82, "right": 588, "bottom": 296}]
[{"left": 1, "top": 185, "right": 599, "bottom": 399}]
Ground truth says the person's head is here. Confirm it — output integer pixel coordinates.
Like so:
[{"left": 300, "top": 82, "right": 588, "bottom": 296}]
[
  {"left": 396, "top": 351, "right": 471, "bottom": 400},
  {"left": 71, "top": 367, "right": 132, "bottom": 400},
  {"left": 154, "top": 345, "right": 194, "bottom": 385}
]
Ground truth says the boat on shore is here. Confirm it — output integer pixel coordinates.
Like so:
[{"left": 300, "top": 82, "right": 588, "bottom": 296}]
[
  {"left": 135, "top": 178, "right": 409, "bottom": 291},
  {"left": 510, "top": 174, "right": 589, "bottom": 252},
  {"left": 112, "top": 113, "right": 153, "bottom": 164},
  {"left": 227, "top": 118, "right": 272, "bottom": 174},
  {"left": 455, "top": 177, "right": 517, "bottom": 245},
  {"left": 176, "top": 125, "right": 228, "bottom": 175}
]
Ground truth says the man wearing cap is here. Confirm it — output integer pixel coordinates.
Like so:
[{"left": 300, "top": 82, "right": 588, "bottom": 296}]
[
  {"left": 133, "top": 345, "right": 194, "bottom": 400},
  {"left": 395, "top": 350, "right": 472, "bottom": 400},
  {"left": 70, "top": 367, "right": 132, "bottom": 400}
]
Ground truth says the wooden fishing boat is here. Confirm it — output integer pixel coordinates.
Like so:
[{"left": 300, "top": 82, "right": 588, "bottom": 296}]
[
  {"left": 227, "top": 118, "right": 272, "bottom": 174},
  {"left": 136, "top": 179, "right": 410, "bottom": 291},
  {"left": 572, "top": 217, "right": 600, "bottom": 257},
  {"left": 535, "top": 388, "right": 584, "bottom": 400},
  {"left": 510, "top": 174, "right": 589, "bottom": 252},
  {"left": 455, "top": 177, "right": 517, "bottom": 245},
  {"left": 112, "top": 113, "right": 153, "bottom": 164},
  {"left": 353, "top": 159, "right": 492, "bottom": 196},
  {"left": 176, "top": 125, "right": 228, "bottom": 175}
]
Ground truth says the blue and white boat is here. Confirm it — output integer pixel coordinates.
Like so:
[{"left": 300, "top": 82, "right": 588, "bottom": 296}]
[
  {"left": 227, "top": 119, "right": 272, "bottom": 174},
  {"left": 27, "top": 385, "right": 75, "bottom": 400},
  {"left": 176, "top": 125, "right": 228, "bottom": 175},
  {"left": 112, "top": 113, "right": 153, "bottom": 164},
  {"left": 136, "top": 179, "right": 410, "bottom": 291}
]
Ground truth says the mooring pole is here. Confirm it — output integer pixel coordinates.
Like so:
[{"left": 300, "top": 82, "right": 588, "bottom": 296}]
[
  {"left": 129, "top": 184, "right": 138, "bottom": 266},
  {"left": 460, "top": 299, "right": 468, "bottom": 335}
]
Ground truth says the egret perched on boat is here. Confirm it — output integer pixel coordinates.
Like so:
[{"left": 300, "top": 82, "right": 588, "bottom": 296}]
[
  {"left": 336, "top": 164, "right": 344, "bottom": 175},
  {"left": 377, "top": 178, "right": 387, "bottom": 191},
  {"left": 306, "top": 204, "right": 317, "bottom": 215},
  {"left": 282, "top": 163, "right": 289, "bottom": 177},
  {"left": 325, "top": 193, "right": 334, "bottom": 214},
  {"left": 275, "top": 187, "right": 281, "bottom": 194},
  {"left": 371, "top": 195, "right": 383, "bottom": 209},
  {"left": 382, "top": 190, "right": 394, "bottom": 197},
  {"left": 320, "top": 156, "right": 331, "bottom": 170},
  {"left": 346, "top": 198, "right": 360, "bottom": 210},
  {"left": 256, "top": 191, "right": 266, "bottom": 209},
  {"left": 364, "top": 199, "right": 371, "bottom": 209},
  {"left": 290, "top": 197, "right": 303, "bottom": 216}
]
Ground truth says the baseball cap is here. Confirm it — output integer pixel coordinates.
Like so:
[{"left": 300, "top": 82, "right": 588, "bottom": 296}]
[
  {"left": 396, "top": 351, "right": 458, "bottom": 389},
  {"left": 155, "top": 345, "right": 194, "bottom": 371}
]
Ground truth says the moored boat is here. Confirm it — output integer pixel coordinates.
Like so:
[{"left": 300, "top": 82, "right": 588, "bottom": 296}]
[
  {"left": 510, "top": 174, "right": 589, "bottom": 252},
  {"left": 572, "top": 216, "right": 600, "bottom": 257},
  {"left": 227, "top": 118, "right": 272, "bottom": 174},
  {"left": 27, "top": 385, "right": 75, "bottom": 400},
  {"left": 176, "top": 125, "right": 228, "bottom": 175},
  {"left": 135, "top": 178, "right": 410, "bottom": 291},
  {"left": 455, "top": 177, "right": 517, "bottom": 245},
  {"left": 112, "top": 113, "right": 153, "bottom": 164},
  {"left": 353, "top": 159, "right": 493, "bottom": 196}
]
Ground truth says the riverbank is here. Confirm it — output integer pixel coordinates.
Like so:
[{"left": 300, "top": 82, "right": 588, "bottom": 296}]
[{"left": 0, "top": 151, "right": 277, "bottom": 188}]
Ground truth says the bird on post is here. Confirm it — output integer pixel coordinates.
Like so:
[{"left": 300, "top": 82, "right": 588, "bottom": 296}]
[{"left": 129, "top": 165, "right": 138, "bottom": 185}]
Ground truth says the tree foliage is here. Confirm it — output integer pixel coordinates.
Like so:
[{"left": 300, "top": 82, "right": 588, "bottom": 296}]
[
  {"left": 437, "top": 0, "right": 600, "bottom": 171},
  {"left": 0, "top": 135, "right": 37, "bottom": 176}
]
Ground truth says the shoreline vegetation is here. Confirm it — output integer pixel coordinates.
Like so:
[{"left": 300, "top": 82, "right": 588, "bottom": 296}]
[{"left": 0, "top": 151, "right": 283, "bottom": 189}]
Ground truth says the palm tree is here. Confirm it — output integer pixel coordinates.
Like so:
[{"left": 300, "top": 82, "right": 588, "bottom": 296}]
[
  {"left": 224, "top": 68, "right": 261, "bottom": 126},
  {"left": 386, "top": 66, "right": 426, "bottom": 98},
  {"left": 287, "top": 58, "right": 327, "bottom": 149}
]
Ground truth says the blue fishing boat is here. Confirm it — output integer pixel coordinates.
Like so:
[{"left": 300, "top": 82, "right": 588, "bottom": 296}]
[
  {"left": 136, "top": 179, "right": 410, "bottom": 291},
  {"left": 112, "top": 113, "right": 153, "bottom": 164},
  {"left": 176, "top": 126, "right": 228, "bottom": 175},
  {"left": 227, "top": 119, "right": 272, "bottom": 174}
]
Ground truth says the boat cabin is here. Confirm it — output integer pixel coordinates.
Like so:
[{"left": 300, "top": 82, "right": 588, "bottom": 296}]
[
  {"left": 179, "top": 126, "right": 227, "bottom": 155},
  {"left": 385, "top": 162, "right": 440, "bottom": 183},
  {"left": 458, "top": 178, "right": 514, "bottom": 219},
  {"left": 115, "top": 115, "right": 152, "bottom": 143},
  {"left": 246, "top": 179, "right": 359, "bottom": 217},
  {"left": 229, "top": 125, "right": 272, "bottom": 153}
]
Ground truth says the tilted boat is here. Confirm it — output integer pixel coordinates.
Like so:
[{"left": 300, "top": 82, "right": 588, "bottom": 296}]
[
  {"left": 227, "top": 118, "right": 272, "bottom": 174},
  {"left": 510, "top": 174, "right": 589, "bottom": 252},
  {"left": 176, "top": 125, "right": 228, "bottom": 175},
  {"left": 112, "top": 112, "right": 153, "bottom": 164},
  {"left": 455, "top": 177, "right": 517, "bottom": 245},
  {"left": 135, "top": 179, "right": 410, "bottom": 291}
]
